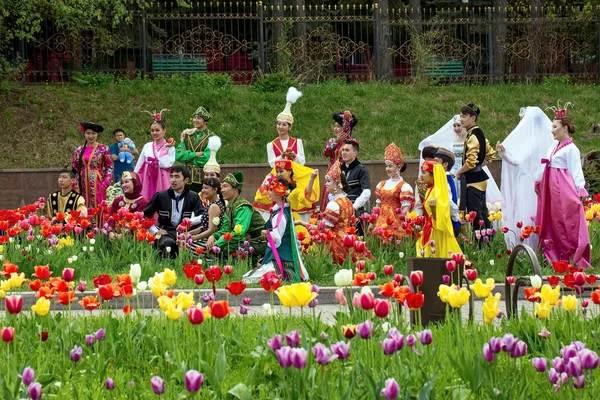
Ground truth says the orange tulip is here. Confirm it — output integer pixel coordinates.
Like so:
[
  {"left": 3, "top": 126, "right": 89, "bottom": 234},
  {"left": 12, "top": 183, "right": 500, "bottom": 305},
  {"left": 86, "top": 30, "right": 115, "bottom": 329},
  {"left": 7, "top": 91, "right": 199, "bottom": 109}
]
[
  {"left": 352, "top": 273, "right": 371, "bottom": 287},
  {"left": 56, "top": 291, "right": 76, "bottom": 305},
  {"left": 209, "top": 301, "right": 232, "bottom": 318},
  {"left": 222, "top": 232, "right": 233, "bottom": 242},
  {"left": 116, "top": 274, "right": 132, "bottom": 286},
  {"left": 79, "top": 295, "right": 101, "bottom": 311},
  {"left": 29, "top": 279, "right": 42, "bottom": 292},
  {"left": 32, "top": 265, "right": 52, "bottom": 280},
  {"left": 379, "top": 282, "right": 396, "bottom": 298},
  {"left": 2, "top": 261, "right": 19, "bottom": 278},
  {"left": 37, "top": 286, "right": 55, "bottom": 300},
  {"left": 393, "top": 286, "right": 410, "bottom": 304},
  {"left": 525, "top": 287, "right": 540, "bottom": 302}
]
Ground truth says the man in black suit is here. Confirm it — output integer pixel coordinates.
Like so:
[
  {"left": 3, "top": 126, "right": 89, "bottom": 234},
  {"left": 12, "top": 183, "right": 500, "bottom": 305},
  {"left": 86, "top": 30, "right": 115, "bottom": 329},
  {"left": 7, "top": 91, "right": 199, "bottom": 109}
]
[{"left": 143, "top": 166, "right": 204, "bottom": 258}]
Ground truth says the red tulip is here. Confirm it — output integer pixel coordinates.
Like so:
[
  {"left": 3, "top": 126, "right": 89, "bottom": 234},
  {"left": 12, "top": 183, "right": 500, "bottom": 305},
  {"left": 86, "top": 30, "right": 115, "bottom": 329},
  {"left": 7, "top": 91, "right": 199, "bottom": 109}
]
[
  {"left": 368, "top": 272, "right": 377, "bottom": 281},
  {"left": 383, "top": 265, "right": 394, "bottom": 276},
  {"left": 2, "top": 327, "right": 15, "bottom": 343},
  {"left": 355, "top": 260, "right": 366, "bottom": 271},
  {"left": 409, "top": 271, "right": 424, "bottom": 287},
  {"left": 123, "top": 305, "right": 132, "bottom": 315},
  {"left": 405, "top": 291, "right": 425, "bottom": 310},
  {"left": 205, "top": 266, "right": 223, "bottom": 283},
  {"left": 445, "top": 260, "right": 456, "bottom": 273},
  {"left": 586, "top": 275, "right": 598, "bottom": 285},
  {"left": 62, "top": 268, "right": 75, "bottom": 282},
  {"left": 359, "top": 292, "right": 375, "bottom": 310},
  {"left": 451, "top": 253, "right": 465, "bottom": 265},
  {"left": 93, "top": 274, "right": 112, "bottom": 288},
  {"left": 32, "top": 265, "right": 52, "bottom": 280},
  {"left": 225, "top": 281, "right": 247, "bottom": 296},
  {"left": 581, "top": 300, "right": 589, "bottom": 309},
  {"left": 182, "top": 263, "right": 202, "bottom": 280},
  {"left": 373, "top": 299, "right": 391, "bottom": 318},
  {"left": 222, "top": 232, "right": 233, "bottom": 242},
  {"left": 2, "top": 261, "right": 18, "bottom": 278},
  {"left": 343, "top": 235, "right": 356, "bottom": 248},
  {"left": 121, "top": 284, "right": 134, "bottom": 298},
  {"left": 353, "top": 241, "right": 366, "bottom": 253},
  {"left": 506, "top": 276, "right": 515, "bottom": 285},
  {"left": 501, "top": 226, "right": 509, "bottom": 233},
  {"left": 40, "top": 331, "right": 48, "bottom": 342},
  {"left": 209, "top": 301, "right": 231, "bottom": 319},
  {"left": 465, "top": 269, "right": 478, "bottom": 281},
  {"left": 187, "top": 306, "right": 205, "bottom": 325},
  {"left": 98, "top": 284, "right": 115, "bottom": 301},
  {"left": 29, "top": 279, "right": 42, "bottom": 292},
  {"left": 5, "top": 295, "right": 23, "bottom": 314},
  {"left": 394, "top": 274, "right": 403, "bottom": 283},
  {"left": 260, "top": 271, "right": 281, "bottom": 292},
  {"left": 516, "top": 221, "right": 523, "bottom": 228},
  {"left": 552, "top": 260, "right": 569, "bottom": 274},
  {"left": 194, "top": 274, "right": 205, "bottom": 285},
  {"left": 223, "top": 265, "right": 233, "bottom": 275},
  {"left": 573, "top": 272, "right": 586, "bottom": 286},
  {"left": 547, "top": 276, "right": 560, "bottom": 286}
]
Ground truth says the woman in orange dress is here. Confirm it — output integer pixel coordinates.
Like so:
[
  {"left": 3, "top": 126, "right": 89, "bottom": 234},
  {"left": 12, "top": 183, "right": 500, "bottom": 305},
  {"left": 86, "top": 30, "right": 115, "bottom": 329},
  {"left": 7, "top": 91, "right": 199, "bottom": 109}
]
[
  {"left": 298, "top": 161, "right": 356, "bottom": 265},
  {"left": 373, "top": 143, "right": 415, "bottom": 242}
]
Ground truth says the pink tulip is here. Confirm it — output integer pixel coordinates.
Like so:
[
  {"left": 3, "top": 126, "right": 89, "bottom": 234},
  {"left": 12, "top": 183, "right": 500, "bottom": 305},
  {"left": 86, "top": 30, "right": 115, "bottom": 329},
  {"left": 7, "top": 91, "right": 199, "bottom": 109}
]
[
  {"left": 373, "top": 299, "right": 391, "bottom": 318},
  {"left": 62, "top": 268, "right": 75, "bottom": 282},
  {"left": 184, "top": 370, "right": 204, "bottom": 392},
  {"left": 355, "top": 260, "right": 366, "bottom": 271},
  {"left": 77, "top": 280, "right": 87, "bottom": 293},
  {"left": 532, "top": 357, "right": 547, "bottom": 372},
  {"left": 331, "top": 341, "right": 350, "bottom": 359},
  {"left": 352, "top": 292, "right": 360, "bottom": 308},
  {"left": 223, "top": 265, "right": 233, "bottom": 275},
  {"left": 5, "top": 295, "right": 23, "bottom": 315},
  {"left": 359, "top": 292, "right": 375, "bottom": 311},
  {"left": 383, "top": 265, "right": 394, "bottom": 275},
  {"left": 445, "top": 260, "right": 456, "bottom": 273},
  {"left": 409, "top": 271, "right": 424, "bottom": 287},
  {"left": 194, "top": 274, "right": 205, "bottom": 285},
  {"left": 394, "top": 274, "right": 403, "bottom": 283},
  {"left": 380, "top": 378, "right": 399, "bottom": 399},
  {"left": 187, "top": 306, "right": 205, "bottom": 325},
  {"left": 357, "top": 320, "right": 374, "bottom": 339},
  {"left": 335, "top": 288, "right": 347, "bottom": 306}
]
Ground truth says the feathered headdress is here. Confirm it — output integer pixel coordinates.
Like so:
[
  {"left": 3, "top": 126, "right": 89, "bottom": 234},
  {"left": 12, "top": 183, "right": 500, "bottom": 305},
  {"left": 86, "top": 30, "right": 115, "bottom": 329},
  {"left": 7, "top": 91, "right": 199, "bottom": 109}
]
[
  {"left": 546, "top": 101, "right": 573, "bottom": 119},
  {"left": 265, "top": 175, "right": 291, "bottom": 197},
  {"left": 277, "top": 87, "right": 303, "bottom": 125},
  {"left": 142, "top": 108, "right": 169, "bottom": 121}
]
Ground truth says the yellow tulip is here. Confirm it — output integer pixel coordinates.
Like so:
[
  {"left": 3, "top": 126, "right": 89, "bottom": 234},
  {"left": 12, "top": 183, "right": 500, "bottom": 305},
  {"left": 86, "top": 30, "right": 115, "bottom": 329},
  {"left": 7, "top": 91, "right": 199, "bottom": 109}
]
[
  {"left": 535, "top": 301, "right": 553, "bottom": 318},
  {"left": 151, "top": 282, "right": 167, "bottom": 298},
  {"left": 31, "top": 297, "right": 50, "bottom": 316},
  {"left": 56, "top": 236, "right": 75, "bottom": 250},
  {"left": 472, "top": 278, "right": 495, "bottom": 298},
  {"left": 562, "top": 295, "right": 577, "bottom": 312},
  {"left": 275, "top": 282, "right": 318, "bottom": 308},
  {"left": 201, "top": 306, "right": 212, "bottom": 320},
  {"left": 494, "top": 211, "right": 502, "bottom": 221},
  {"left": 0, "top": 245, "right": 4, "bottom": 254},
  {"left": 482, "top": 293, "right": 501, "bottom": 324},
  {"left": 0, "top": 280, "right": 11, "bottom": 293},
  {"left": 539, "top": 284, "right": 560, "bottom": 305},
  {"left": 0, "top": 289, "right": 5, "bottom": 299},
  {"left": 157, "top": 295, "right": 174, "bottom": 311},
  {"left": 447, "top": 287, "right": 470, "bottom": 308},
  {"left": 437, "top": 284, "right": 452, "bottom": 303},
  {"left": 406, "top": 211, "right": 418, "bottom": 220},
  {"left": 585, "top": 209, "right": 594, "bottom": 221},
  {"left": 164, "top": 303, "right": 182, "bottom": 320},
  {"left": 175, "top": 292, "right": 195, "bottom": 310},
  {"left": 234, "top": 224, "right": 243, "bottom": 234},
  {"left": 9, "top": 273, "right": 25, "bottom": 289},
  {"left": 162, "top": 268, "right": 177, "bottom": 286}
]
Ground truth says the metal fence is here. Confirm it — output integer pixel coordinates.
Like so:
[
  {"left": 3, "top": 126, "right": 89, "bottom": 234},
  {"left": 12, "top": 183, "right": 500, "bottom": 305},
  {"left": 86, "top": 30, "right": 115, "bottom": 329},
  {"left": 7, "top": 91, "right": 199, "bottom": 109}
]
[{"left": 12, "top": 2, "right": 600, "bottom": 84}]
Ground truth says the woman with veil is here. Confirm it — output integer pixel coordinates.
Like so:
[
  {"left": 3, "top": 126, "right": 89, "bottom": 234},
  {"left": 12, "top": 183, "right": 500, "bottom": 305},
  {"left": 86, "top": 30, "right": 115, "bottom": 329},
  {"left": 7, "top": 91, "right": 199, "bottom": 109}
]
[{"left": 495, "top": 107, "right": 554, "bottom": 249}]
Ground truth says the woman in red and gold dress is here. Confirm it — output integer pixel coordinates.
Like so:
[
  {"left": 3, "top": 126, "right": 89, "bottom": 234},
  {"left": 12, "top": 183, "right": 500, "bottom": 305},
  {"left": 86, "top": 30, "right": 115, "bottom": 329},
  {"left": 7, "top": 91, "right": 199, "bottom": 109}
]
[{"left": 373, "top": 143, "right": 415, "bottom": 241}]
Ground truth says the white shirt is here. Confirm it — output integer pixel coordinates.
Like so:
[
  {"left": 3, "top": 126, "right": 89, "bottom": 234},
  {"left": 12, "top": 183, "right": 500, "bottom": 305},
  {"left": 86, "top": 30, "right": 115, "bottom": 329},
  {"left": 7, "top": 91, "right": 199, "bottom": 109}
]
[
  {"left": 269, "top": 204, "right": 287, "bottom": 248},
  {"left": 323, "top": 193, "right": 346, "bottom": 227},
  {"left": 541, "top": 141, "right": 587, "bottom": 195},
  {"left": 266, "top": 138, "right": 305, "bottom": 167},
  {"left": 134, "top": 142, "right": 176, "bottom": 172}
]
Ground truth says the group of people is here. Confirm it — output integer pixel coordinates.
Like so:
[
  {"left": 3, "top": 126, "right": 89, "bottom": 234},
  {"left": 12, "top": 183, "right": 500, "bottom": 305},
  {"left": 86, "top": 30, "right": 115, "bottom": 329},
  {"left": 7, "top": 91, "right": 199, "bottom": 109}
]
[{"left": 44, "top": 89, "right": 592, "bottom": 284}]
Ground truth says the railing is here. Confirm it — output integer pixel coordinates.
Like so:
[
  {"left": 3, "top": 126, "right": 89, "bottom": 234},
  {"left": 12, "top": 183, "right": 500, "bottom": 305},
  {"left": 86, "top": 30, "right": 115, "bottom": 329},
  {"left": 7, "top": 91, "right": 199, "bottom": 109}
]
[{"left": 8, "top": 1, "right": 600, "bottom": 84}]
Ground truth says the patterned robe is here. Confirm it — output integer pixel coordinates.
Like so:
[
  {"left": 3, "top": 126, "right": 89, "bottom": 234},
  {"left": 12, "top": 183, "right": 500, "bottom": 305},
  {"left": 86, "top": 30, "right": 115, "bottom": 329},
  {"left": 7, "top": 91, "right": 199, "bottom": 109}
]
[{"left": 72, "top": 143, "right": 114, "bottom": 209}]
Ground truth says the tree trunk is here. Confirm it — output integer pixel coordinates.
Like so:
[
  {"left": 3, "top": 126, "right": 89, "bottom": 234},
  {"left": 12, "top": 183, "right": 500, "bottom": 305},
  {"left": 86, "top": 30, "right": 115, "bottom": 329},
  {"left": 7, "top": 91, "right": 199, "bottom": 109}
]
[
  {"left": 377, "top": 0, "right": 394, "bottom": 80},
  {"left": 491, "top": 0, "right": 507, "bottom": 83}
]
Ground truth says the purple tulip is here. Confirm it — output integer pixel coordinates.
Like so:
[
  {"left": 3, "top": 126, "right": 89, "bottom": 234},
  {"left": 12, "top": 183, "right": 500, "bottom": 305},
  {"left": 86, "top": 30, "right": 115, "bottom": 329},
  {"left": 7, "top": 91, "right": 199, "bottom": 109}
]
[
  {"left": 289, "top": 348, "right": 308, "bottom": 369},
  {"left": 509, "top": 340, "right": 527, "bottom": 358},
  {"left": 416, "top": 330, "right": 432, "bottom": 346},
  {"left": 312, "top": 343, "right": 337, "bottom": 366},
  {"left": 548, "top": 368, "right": 559, "bottom": 384},
  {"left": 184, "top": 370, "right": 204, "bottom": 393},
  {"left": 357, "top": 321, "right": 374, "bottom": 339},
  {"left": 129, "top": 382, "right": 135, "bottom": 387},
  {"left": 27, "top": 382, "right": 42, "bottom": 400},
  {"left": 380, "top": 378, "right": 400, "bottom": 400},
  {"left": 579, "top": 349, "right": 599, "bottom": 370},
  {"left": 574, "top": 285, "right": 584, "bottom": 295},
  {"left": 70, "top": 346, "right": 82, "bottom": 362},
  {"left": 239, "top": 305, "right": 248, "bottom": 315},
  {"left": 532, "top": 357, "right": 547, "bottom": 372},
  {"left": 488, "top": 337, "right": 503, "bottom": 354},
  {"left": 19, "top": 367, "right": 35, "bottom": 386},
  {"left": 559, "top": 372, "right": 569, "bottom": 385},
  {"left": 201, "top": 293, "right": 215, "bottom": 303},
  {"left": 275, "top": 346, "right": 292, "bottom": 368},
  {"left": 244, "top": 240, "right": 250, "bottom": 248},
  {"left": 387, "top": 328, "right": 405, "bottom": 352},
  {"left": 85, "top": 334, "right": 95, "bottom": 346},
  {"left": 442, "top": 275, "right": 450, "bottom": 284},
  {"left": 406, "top": 334, "right": 416, "bottom": 347},
  {"left": 482, "top": 236, "right": 489, "bottom": 243},
  {"left": 502, "top": 334, "right": 517, "bottom": 353},
  {"left": 285, "top": 330, "right": 300, "bottom": 347},
  {"left": 95, "top": 328, "right": 106, "bottom": 341},
  {"left": 249, "top": 246, "right": 254, "bottom": 253},
  {"left": 552, "top": 357, "right": 566, "bottom": 373},
  {"left": 308, "top": 298, "right": 319, "bottom": 308},
  {"left": 381, "top": 338, "right": 397, "bottom": 356},
  {"left": 242, "top": 298, "right": 251, "bottom": 305},
  {"left": 482, "top": 343, "right": 495, "bottom": 362},
  {"left": 311, "top": 284, "right": 320, "bottom": 293},
  {"left": 567, "top": 358, "right": 583, "bottom": 377},
  {"left": 561, "top": 345, "right": 578, "bottom": 361},
  {"left": 77, "top": 280, "right": 87, "bottom": 293},
  {"left": 320, "top": 332, "right": 328, "bottom": 341},
  {"left": 105, "top": 378, "right": 115, "bottom": 390},
  {"left": 211, "top": 246, "right": 220, "bottom": 254},
  {"left": 151, "top": 376, "right": 165, "bottom": 394},
  {"left": 571, "top": 341, "right": 587, "bottom": 351},
  {"left": 267, "top": 335, "right": 283, "bottom": 352},
  {"left": 573, "top": 375, "right": 585, "bottom": 389},
  {"left": 331, "top": 341, "right": 350, "bottom": 360}
]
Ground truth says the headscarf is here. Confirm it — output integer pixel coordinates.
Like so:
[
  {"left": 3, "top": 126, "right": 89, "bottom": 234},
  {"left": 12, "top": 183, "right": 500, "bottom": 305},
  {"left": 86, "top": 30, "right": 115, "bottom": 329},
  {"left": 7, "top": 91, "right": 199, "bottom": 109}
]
[{"left": 121, "top": 171, "right": 143, "bottom": 200}]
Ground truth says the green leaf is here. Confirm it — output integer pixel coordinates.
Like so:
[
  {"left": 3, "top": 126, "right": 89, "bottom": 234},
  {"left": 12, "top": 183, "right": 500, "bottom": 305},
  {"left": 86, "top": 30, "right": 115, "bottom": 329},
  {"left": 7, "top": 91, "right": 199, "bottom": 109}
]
[
  {"left": 418, "top": 373, "right": 436, "bottom": 400},
  {"left": 71, "top": 381, "right": 80, "bottom": 400},
  {"left": 215, "top": 343, "right": 227, "bottom": 384},
  {"left": 0, "top": 375, "right": 13, "bottom": 400},
  {"left": 228, "top": 383, "right": 253, "bottom": 400},
  {"left": 451, "top": 388, "right": 471, "bottom": 400}
]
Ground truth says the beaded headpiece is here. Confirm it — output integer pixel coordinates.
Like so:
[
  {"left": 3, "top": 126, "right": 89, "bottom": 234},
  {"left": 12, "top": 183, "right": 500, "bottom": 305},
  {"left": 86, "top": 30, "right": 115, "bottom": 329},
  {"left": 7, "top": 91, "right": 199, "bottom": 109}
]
[
  {"left": 326, "top": 161, "right": 342, "bottom": 185},
  {"left": 546, "top": 101, "right": 573, "bottom": 119},
  {"left": 384, "top": 142, "right": 404, "bottom": 168},
  {"left": 142, "top": 108, "right": 169, "bottom": 121}
]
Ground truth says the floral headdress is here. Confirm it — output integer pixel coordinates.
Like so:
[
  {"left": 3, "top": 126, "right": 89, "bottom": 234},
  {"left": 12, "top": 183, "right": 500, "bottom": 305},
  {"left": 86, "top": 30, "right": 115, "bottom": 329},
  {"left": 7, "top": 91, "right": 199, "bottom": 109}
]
[
  {"left": 545, "top": 101, "right": 573, "bottom": 119},
  {"left": 266, "top": 175, "right": 291, "bottom": 197},
  {"left": 142, "top": 108, "right": 170, "bottom": 121},
  {"left": 384, "top": 142, "right": 404, "bottom": 168},
  {"left": 326, "top": 160, "right": 342, "bottom": 185},
  {"left": 421, "top": 160, "right": 435, "bottom": 174}
]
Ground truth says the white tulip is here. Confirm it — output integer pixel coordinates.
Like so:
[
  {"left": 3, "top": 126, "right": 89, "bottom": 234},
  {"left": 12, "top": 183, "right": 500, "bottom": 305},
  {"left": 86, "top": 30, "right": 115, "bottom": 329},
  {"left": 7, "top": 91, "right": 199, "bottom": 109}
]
[
  {"left": 72, "top": 255, "right": 78, "bottom": 261},
  {"left": 530, "top": 275, "right": 542, "bottom": 289},
  {"left": 360, "top": 286, "right": 372, "bottom": 295},
  {"left": 398, "top": 252, "right": 405, "bottom": 259},
  {"left": 67, "top": 257, "right": 73, "bottom": 264},
  {"left": 129, "top": 263, "right": 142, "bottom": 284},
  {"left": 89, "top": 246, "right": 94, "bottom": 252},
  {"left": 46, "top": 249, "right": 52, "bottom": 255},
  {"left": 489, "top": 260, "right": 495, "bottom": 266},
  {"left": 334, "top": 269, "right": 353, "bottom": 287},
  {"left": 137, "top": 281, "right": 148, "bottom": 291},
  {"left": 494, "top": 201, "right": 502, "bottom": 212},
  {"left": 89, "top": 238, "right": 96, "bottom": 245},
  {"left": 380, "top": 322, "right": 390, "bottom": 333},
  {"left": 262, "top": 303, "right": 273, "bottom": 315},
  {"left": 82, "top": 246, "right": 88, "bottom": 252},
  {"left": 165, "top": 247, "right": 172, "bottom": 253}
]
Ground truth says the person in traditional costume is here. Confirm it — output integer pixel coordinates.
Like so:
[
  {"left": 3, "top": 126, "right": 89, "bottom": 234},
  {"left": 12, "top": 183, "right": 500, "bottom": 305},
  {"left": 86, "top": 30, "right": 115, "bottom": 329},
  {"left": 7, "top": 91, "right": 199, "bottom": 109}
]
[
  {"left": 46, "top": 169, "right": 87, "bottom": 221},
  {"left": 267, "top": 87, "right": 305, "bottom": 167},
  {"left": 535, "top": 103, "right": 591, "bottom": 268},
  {"left": 243, "top": 177, "right": 309, "bottom": 283},
  {"left": 71, "top": 121, "right": 114, "bottom": 211},
  {"left": 143, "top": 166, "right": 204, "bottom": 258},
  {"left": 340, "top": 139, "right": 371, "bottom": 236},
  {"left": 176, "top": 105, "right": 219, "bottom": 192},
  {"left": 373, "top": 143, "right": 415, "bottom": 240},
  {"left": 135, "top": 109, "right": 176, "bottom": 201},
  {"left": 454, "top": 104, "right": 498, "bottom": 234},
  {"left": 206, "top": 172, "right": 267, "bottom": 265},
  {"left": 297, "top": 162, "right": 357, "bottom": 266},
  {"left": 433, "top": 148, "right": 462, "bottom": 237},
  {"left": 416, "top": 161, "right": 462, "bottom": 258},
  {"left": 189, "top": 177, "right": 226, "bottom": 251},
  {"left": 321, "top": 110, "right": 358, "bottom": 211},
  {"left": 108, "top": 171, "right": 149, "bottom": 239},
  {"left": 414, "top": 146, "right": 439, "bottom": 211},
  {"left": 496, "top": 107, "right": 553, "bottom": 249}
]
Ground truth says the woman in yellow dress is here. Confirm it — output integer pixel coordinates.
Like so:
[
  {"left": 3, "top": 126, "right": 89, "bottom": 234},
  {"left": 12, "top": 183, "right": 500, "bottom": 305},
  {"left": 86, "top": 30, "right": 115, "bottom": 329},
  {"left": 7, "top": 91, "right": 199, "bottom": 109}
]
[{"left": 416, "top": 161, "right": 462, "bottom": 258}]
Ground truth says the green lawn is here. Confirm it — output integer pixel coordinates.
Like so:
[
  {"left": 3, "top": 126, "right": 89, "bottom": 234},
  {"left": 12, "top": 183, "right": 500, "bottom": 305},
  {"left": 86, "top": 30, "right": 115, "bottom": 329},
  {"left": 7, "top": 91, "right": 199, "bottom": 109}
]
[{"left": 2, "top": 75, "right": 600, "bottom": 169}]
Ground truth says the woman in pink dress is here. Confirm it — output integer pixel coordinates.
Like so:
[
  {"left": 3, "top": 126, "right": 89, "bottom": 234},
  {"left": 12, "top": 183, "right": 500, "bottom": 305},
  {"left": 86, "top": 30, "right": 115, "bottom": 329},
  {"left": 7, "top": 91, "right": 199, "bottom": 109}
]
[
  {"left": 321, "top": 110, "right": 357, "bottom": 211},
  {"left": 536, "top": 104, "right": 591, "bottom": 268},
  {"left": 72, "top": 121, "right": 114, "bottom": 210},
  {"left": 135, "top": 111, "right": 176, "bottom": 200}
]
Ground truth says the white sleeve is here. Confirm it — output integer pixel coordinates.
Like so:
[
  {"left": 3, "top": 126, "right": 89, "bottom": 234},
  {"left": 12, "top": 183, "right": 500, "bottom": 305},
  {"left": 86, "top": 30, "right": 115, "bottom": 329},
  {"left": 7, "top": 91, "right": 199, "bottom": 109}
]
[
  {"left": 400, "top": 183, "right": 414, "bottom": 208},
  {"left": 566, "top": 146, "right": 588, "bottom": 195},
  {"left": 294, "top": 139, "right": 305, "bottom": 165},
  {"left": 267, "top": 142, "right": 278, "bottom": 168},
  {"left": 159, "top": 146, "right": 176, "bottom": 169},
  {"left": 413, "top": 184, "right": 423, "bottom": 216},
  {"left": 353, "top": 189, "right": 371, "bottom": 210},
  {"left": 448, "top": 186, "right": 459, "bottom": 222},
  {"left": 189, "top": 211, "right": 203, "bottom": 225},
  {"left": 323, "top": 201, "right": 340, "bottom": 227},
  {"left": 134, "top": 143, "right": 148, "bottom": 173},
  {"left": 269, "top": 212, "right": 287, "bottom": 248}
]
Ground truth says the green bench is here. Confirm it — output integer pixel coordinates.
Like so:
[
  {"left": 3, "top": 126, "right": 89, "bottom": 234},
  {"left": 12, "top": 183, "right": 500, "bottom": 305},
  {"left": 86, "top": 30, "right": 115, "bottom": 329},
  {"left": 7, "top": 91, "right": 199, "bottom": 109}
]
[
  {"left": 152, "top": 54, "right": 208, "bottom": 74},
  {"left": 425, "top": 58, "right": 463, "bottom": 78}
]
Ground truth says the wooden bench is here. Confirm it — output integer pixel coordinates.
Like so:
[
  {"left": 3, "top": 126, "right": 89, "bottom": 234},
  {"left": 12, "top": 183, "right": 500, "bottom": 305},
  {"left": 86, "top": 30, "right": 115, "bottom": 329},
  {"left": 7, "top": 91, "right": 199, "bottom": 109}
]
[
  {"left": 425, "top": 57, "right": 463, "bottom": 78},
  {"left": 152, "top": 53, "right": 208, "bottom": 74}
]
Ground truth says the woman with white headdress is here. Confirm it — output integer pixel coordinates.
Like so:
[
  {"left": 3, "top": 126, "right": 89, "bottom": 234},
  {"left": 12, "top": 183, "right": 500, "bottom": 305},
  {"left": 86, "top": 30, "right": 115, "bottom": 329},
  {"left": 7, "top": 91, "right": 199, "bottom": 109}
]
[
  {"left": 418, "top": 115, "right": 504, "bottom": 208},
  {"left": 495, "top": 107, "right": 554, "bottom": 249}
]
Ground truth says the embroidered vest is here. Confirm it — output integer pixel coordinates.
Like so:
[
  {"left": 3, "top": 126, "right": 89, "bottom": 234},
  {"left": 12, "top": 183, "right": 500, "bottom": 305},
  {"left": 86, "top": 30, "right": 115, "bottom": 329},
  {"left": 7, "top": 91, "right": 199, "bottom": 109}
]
[
  {"left": 49, "top": 191, "right": 82, "bottom": 217},
  {"left": 272, "top": 138, "right": 298, "bottom": 158}
]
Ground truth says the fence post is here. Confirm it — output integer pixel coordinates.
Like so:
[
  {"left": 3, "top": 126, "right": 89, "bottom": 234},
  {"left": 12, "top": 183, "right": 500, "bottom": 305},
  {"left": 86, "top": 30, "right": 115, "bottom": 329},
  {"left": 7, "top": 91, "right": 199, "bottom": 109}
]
[
  {"left": 258, "top": 1, "right": 266, "bottom": 73},
  {"left": 374, "top": 4, "right": 381, "bottom": 79},
  {"left": 487, "top": 8, "right": 494, "bottom": 82},
  {"left": 141, "top": 3, "right": 148, "bottom": 76}
]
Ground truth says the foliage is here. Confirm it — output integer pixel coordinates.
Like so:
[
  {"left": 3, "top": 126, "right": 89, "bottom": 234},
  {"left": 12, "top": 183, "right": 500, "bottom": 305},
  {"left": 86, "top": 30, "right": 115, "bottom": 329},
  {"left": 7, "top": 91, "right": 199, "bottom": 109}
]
[{"left": 253, "top": 72, "right": 300, "bottom": 93}]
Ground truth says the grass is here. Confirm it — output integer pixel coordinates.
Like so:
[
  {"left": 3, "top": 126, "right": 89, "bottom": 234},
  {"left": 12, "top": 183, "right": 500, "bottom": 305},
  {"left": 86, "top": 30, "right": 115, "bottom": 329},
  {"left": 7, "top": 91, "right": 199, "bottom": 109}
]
[{"left": 2, "top": 75, "right": 600, "bottom": 169}]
